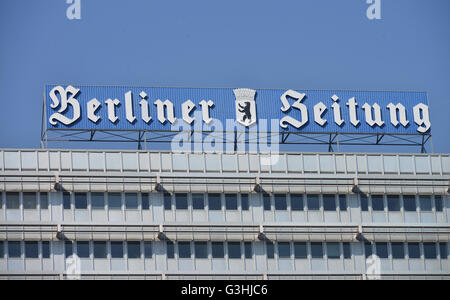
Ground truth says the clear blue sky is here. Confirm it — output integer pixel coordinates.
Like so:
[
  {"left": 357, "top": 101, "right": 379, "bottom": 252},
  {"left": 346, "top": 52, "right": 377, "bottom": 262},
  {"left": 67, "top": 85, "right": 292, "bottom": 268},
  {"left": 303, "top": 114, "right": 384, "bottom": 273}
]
[{"left": 0, "top": 0, "right": 449, "bottom": 153}]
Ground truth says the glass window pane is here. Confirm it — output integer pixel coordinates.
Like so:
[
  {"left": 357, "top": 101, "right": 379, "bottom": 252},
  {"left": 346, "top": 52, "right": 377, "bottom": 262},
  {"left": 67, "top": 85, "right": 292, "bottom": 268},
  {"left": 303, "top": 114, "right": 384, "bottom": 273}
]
[
  {"left": 387, "top": 195, "right": 400, "bottom": 211},
  {"left": 343, "top": 243, "right": 351, "bottom": 259},
  {"left": 371, "top": 195, "right": 384, "bottom": 211},
  {"left": 228, "top": 242, "right": 241, "bottom": 259},
  {"left": 423, "top": 243, "right": 437, "bottom": 259},
  {"left": 141, "top": 193, "right": 149, "bottom": 210},
  {"left": 364, "top": 243, "right": 373, "bottom": 258},
  {"left": 360, "top": 195, "right": 368, "bottom": 211},
  {"left": 6, "top": 192, "right": 20, "bottom": 209},
  {"left": 194, "top": 242, "right": 207, "bottom": 259},
  {"left": 91, "top": 193, "right": 105, "bottom": 209},
  {"left": 327, "top": 242, "right": 340, "bottom": 259},
  {"left": 164, "top": 193, "right": 172, "bottom": 210},
  {"left": 75, "top": 193, "right": 87, "bottom": 209},
  {"left": 42, "top": 242, "right": 50, "bottom": 259},
  {"left": 111, "top": 242, "right": 123, "bottom": 258},
  {"left": 23, "top": 192, "right": 37, "bottom": 209},
  {"left": 403, "top": 195, "right": 417, "bottom": 212},
  {"left": 63, "top": 192, "right": 71, "bottom": 210},
  {"left": 241, "top": 194, "right": 249, "bottom": 211},
  {"left": 435, "top": 196, "right": 443, "bottom": 212},
  {"left": 212, "top": 242, "right": 224, "bottom": 258},
  {"left": 274, "top": 194, "right": 287, "bottom": 210},
  {"left": 192, "top": 194, "right": 204, "bottom": 210},
  {"left": 307, "top": 194, "right": 320, "bottom": 211},
  {"left": 294, "top": 242, "right": 307, "bottom": 259},
  {"left": 440, "top": 243, "right": 448, "bottom": 259},
  {"left": 376, "top": 242, "right": 388, "bottom": 259},
  {"left": 144, "top": 242, "right": 152, "bottom": 258},
  {"left": 175, "top": 193, "right": 188, "bottom": 210},
  {"left": 178, "top": 242, "right": 191, "bottom": 259},
  {"left": 0, "top": 241, "right": 4, "bottom": 258},
  {"left": 408, "top": 243, "right": 420, "bottom": 259},
  {"left": 65, "top": 241, "right": 73, "bottom": 258},
  {"left": 225, "top": 194, "right": 238, "bottom": 210},
  {"left": 25, "top": 241, "right": 38, "bottom": 258},
  {"left": 244, "top": 242, "right": 252, "bottom": 259},
  {"left": 108, "top": 193, "right": 122, "bottom": 210},
  {"left": 420, "top": 196, "right": 432, "bottom": 211},
  {"left": 311, "top": 242, "right": 323, "bottom": 259},
  {"left": 76, "top": 241, "right": 90, "bottom": 258},
  {"left": 291, "top": 194, "right": 303, "bottom": 211},
  {"left": 339, "top": 195, "right": 347, "bottom": 211},
  {"left": 167, "top": 241, "right": 175, "bottom": 259},
  {"left": 40, "top": 193, "right": 49, "bottom": 210},
  {"left": 323, "top": 194, "right": 336, "bottom": 211},
  {"left": 8, "top": 241, "right": 21, "bottom": 258},
  {"left": 391, "top": 243, "right": 405, "bottom": 259},
  {"left": 263, "top": 194, "right": 271, "bottom": 211},
  {"left": 125, "top": 193, "right": 138, "bottom": 209},
  {"left": 266, "top": 242, "right": 274, "bottom": 259},
  {"left": 127, "top": 241, "right": 141, "bottom": 259},
  {"left": 93, "top": 242, "right": 107, "bottom": 258},
  {"left": 278, "top": 242, "right": 290, "bottom": 258},
  {"left": 208, "top": 193, "right": 221, "bottom": 210}
]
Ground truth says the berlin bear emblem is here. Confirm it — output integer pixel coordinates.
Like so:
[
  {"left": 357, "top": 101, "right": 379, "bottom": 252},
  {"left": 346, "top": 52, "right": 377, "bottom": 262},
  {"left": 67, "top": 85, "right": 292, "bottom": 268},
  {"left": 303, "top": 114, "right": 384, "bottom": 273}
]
[{"left": 233, "top": 88, "right": 257, "bottom": 126}]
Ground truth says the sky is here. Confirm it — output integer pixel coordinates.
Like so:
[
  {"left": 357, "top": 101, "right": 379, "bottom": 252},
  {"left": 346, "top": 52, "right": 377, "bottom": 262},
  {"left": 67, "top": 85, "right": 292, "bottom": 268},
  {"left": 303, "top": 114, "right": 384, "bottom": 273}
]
[{"left": 0, "top": 0, "right": 449, "bottom": 153}]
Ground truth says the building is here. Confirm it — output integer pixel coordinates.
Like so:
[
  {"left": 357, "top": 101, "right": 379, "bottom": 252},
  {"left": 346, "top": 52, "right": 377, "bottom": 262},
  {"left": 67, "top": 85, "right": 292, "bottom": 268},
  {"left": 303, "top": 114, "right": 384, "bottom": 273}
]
[{"left": 0, "top": 149, "right": 449, "bottom": 279}]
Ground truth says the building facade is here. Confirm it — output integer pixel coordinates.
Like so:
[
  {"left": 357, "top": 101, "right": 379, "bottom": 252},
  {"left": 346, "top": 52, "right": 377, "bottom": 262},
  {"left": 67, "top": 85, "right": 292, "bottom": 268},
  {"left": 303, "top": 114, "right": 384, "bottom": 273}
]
[{"left": 0, "top": 149, "right": 449, "bottom": 279}]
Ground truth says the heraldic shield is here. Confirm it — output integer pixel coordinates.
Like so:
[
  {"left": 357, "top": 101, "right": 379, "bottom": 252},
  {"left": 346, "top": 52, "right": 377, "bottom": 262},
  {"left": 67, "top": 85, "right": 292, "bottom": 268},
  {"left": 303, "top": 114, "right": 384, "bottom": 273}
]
[{"left": 233, "top": 88, "right": 257, "bottom": 127}]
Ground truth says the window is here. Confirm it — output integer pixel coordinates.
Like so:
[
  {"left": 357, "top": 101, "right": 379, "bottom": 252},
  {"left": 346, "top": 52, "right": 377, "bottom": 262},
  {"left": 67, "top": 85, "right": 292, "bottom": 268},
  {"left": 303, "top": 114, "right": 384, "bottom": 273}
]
[
  {"left": 391, "top": 243, "right": 405, "bottom": 259},
  {"left": 440, "top": 243, "right": 448, "bottom": 259},
  {"left": 194, "top": 242, "right": 207, "bottom": 259},
  {"left": 65, "top": 241, "right": 73, "bottom": 258},
  {"left": 108, "top": 193, "right": 122, "bottom": 210},
  {"left": 266, "top": 242, "right": 274, "bottom": 259},
  {"left": 225, "top": 194, "right": 238, "bottom": 210},
  {"left": 0, "top": 241, "right": 3, "bottom": 258},
  {"left": 371, "top": 195, "right": 384, "bottom": 211},
  {"left": 387, "top": 195, "right": 400, "bottom": 211},
  {"left": 360, "top": 195, "right": 368, "bottom": 211},
  {"left": 6, "top": 192, "right": 20, "bottom": 209},
  {"left": 294, "top": 242, "right": 307, "bottom": 259},
  {"left": 278, "top": 242, "right": 291, "bottom": 259},
  {"left": 212, "top": 242, "right": 224, "bottom": 258},
  {"left": 76, "top": 241, "right": 90, "bottom": 258},
  {"left": 74, "top": 193, "right": 87, "bottom": 209},
  {"left": 25, "top": 241, "right": 38, "bottom": 258},
  {"left": 127, "top": 241, "right": 141, "bottom": 259},
  {"left": 144, "top": 242, "right": 152, "bottom": 258},
  {"left": 228, "top": 242, "right": 241, "bottom": 259},
  {"left": 274, "top": 194, "right": 287, "bottom": 210},
  {"left": 23, "top": 192, "right": 37, "bottom": 209},
  {"left": 339, "top": 195, "right": 347, "bottom": 211},
  {"left": 178, "top": 242, "right": 191, "bottom": 259},
  {"left": 403, "top": 195, "right": 417, "bottom": 212},
  {"left": 311, "top": 242, "right": 323, "bottom": 259},
  {"left": 42, "top": 241, "right": 50, "bottom": 259},
  {"left": 91, "top": 192, "right": 105, "bottom": 210},
  {"left": 40, "top": 193, "right": 49, "bottom": 210},
  {"left": 175, "top": 193, "right": 188, "bottom": 210},
  {"left": 419, "top": 196, "right": 432, "bottom": 211},
  {"left": 435, "top": 196, "right": 443, "bottom": 212},
  {"left": 408, "top": 243, "right": 421, "bottom": 259},
  {"left": 167, "top": 241, "right": 175, "bottom": 259},
  {"left": 208, "top": 193, "right": 221, "bottom": 210},
  {"left": 376, "top": 242, "right": 388, "bottom": 259},
  {"left": 364, "top": 243, "right": 373, "bottom": 258},
  {"left": 8, "top": 241, "right": 21, "bottom": 258},
  {"left": 244, "top": 242, "right": 252, "bottom": 259},
  {"left": 291, "top": 194, "right": 303, "bottom": 211},
  {"left": 63, "top": 192, "right": 71, "bottom": 209},
  {"left": 263, "top": 194, "right": 271, "bottom": 211},
  {"left": 141, "top": 193, "right": 149, "bottom": 210},
  {"left": 323, "top": 194, "right": 336, "bottom": 211},
  {"left": 111, "top": 242, "right": 123, "bottom": 258},
  {"left": 164, "top": 193, "right": 172, "bottom": 210},
  {"left": 343, "top": 243, "right": 351, "bottom": 259},
  {"left": 423, "top": 243, "right": 437, "bottom": 259},
  {"left": 327, "top": 243, "right": 340, "bottom": 259},
  {"left": 241, "top": 194, "right": 249, "bottom": 211},
  {"left": 307, "top": 194, "right": 320, "bottom": 211},
  {"left": 125, "top": 193, "right": 138, "bottom": 209},
  {"left": 93, "top": 242, "right": 107, "bottom": 259},
  {"left": 192, "top": 194, "right": 204, "bottom": 210}
]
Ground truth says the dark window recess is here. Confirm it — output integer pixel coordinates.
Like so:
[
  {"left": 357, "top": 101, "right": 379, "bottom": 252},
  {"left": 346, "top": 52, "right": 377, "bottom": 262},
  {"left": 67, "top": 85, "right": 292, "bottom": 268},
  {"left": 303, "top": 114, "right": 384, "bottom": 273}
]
[
  {"left": 127, "top": 242, "right": 141, "bottom": 259},
  {"left": 435, "top": 196, "right": 443, "bottom": 212},
  {"left": 63, "top": 193, "right": 71, "bottom": 209},
  {"left": 42, "top": 242, "right": 50, "bottom": 259},
  {"left": 241, "top": 194, "right": 249, "bottom": 211},
  {"left": 228, "top": 242, "right": 241, "bottom": 259},
  {"left": 93, "top": 242, "right": 107, "bottom": 259},
  {"left": 65, "top": 241, "right": 73, "bottom": 258},
  {"left": 423, "top": 243, "right": 437, "bottom": 259},
  {"left": 77, "top": 241, "right": 90, "bottom": 258},
  {"left": 141, "top": 193, "right": 150, "bottom": 210},
  {"left": 194, "top": 242, "right": 207, "bottom": 259},
  {"left": 208, "top": 194, "right": 222, "bottom": 210},
  {"left": 266, "top": 242, "right": 274, "bottom": 259},
  {"left": 91, "top": 192, "right": 105, "bottom": 209},
  {"left": 6, "top": 192, "right": 20, "bottom": 209},
  {"left": 178, "top": 242, "right": 191, "bottom": 259},
  {"left": 307, "top": 194, "right": 320, "bottom": 211},
  {"left": 23, "top": 192, "right": 37, "bottom": 209},
  {"left": 311, "top": 242, "right": 323, "bottom": 259},
  {"left": 144, "top": 242, "right": 152, "bottom": 258},
  {"left": 167, "top": 241, "right": 175, "bottom": 259},
  {"left": 343, "top": 243, "right": 351, "bottom": 259},
  {"left": 125, "top": 193, "right": 138, "bottom": 209},
  {"left": 108, "top": 193, "right": 122, "bottom": 210},
  {"left": 323, "top": 194, "right": 336, "bottom": 211},
  {"left": 274, "top": 194, "right": 287, "bottom": 210},
  {"left": 225, "top": 194, "right": 238, "bottom": 210},
  {"left": 364, "top": 243, "right": 373, "bottom": 258},
  {"left": 291, "top": 194, "right": 304, "bottom": 211},
  {"left": 8, "top": 241, "right": 21, "bottom": 258},
  {"left": 244, "top": 242, "right": 252, "bottom": 259},
  {"left": 212, "top": 242, "right": 224, "bottom": 258},
  {"left": 360, "top": 195, "right": 369, "bottom": 211},
  {"left": 25, "top": 241, "right": 39, "bottom": 258},
  {"left": 111, "top": 242, "right": 124, "bottom": 258},
  {"left": 294, "top": 242, "right": 307, "bottom": 259},
  {"left": 391, "top": 243, "right": 405, "bottom": 259},
  {"left": 163, "top": 193, "right": 172, "bottom": 210},
  {"left": 263, "top": 194, "right": 271, "bottom": 211},
  {"left": 387, "top": 195, "right": 401, "bottom": 212},
  {"left": 175, "top": 193, "right": 188, "bottom": 210},
  {"left": 371, "top": 195, "right": 384, "bottom": 211},
  {"left": 439, "top": 243, "right": 448, "bottom": 259},
  {"left": 40, "top": 193, "right": 49, "bottom": 210},
  {"left": 192, "top": 194, "right": 205, "bottom": 210},
  {"left": 403, "top": 195, "right": 417, "bottom": 212},
  {"left": 0, "top": 241, "right": 3, "bottom": 258},
  {"left": 327, "top": 242, "right": 340, "bottom": 259},
  {"left": 376, "top": 243, "right": 388, "bottom": 259},
  {"left": 419, "top": 196, "right": 432, "bottom": 212},
  {"left": 408, "top": 243, "right": 421, "bottom": 259},
  {"left": 278, "top": 242, "right": 291, "bottom": 258},
  {"left": 339, "top": 195, "right": 347, "bottom": 211},
  {"left": 74, "top": 193, "right": 87, "bottom": 209}
]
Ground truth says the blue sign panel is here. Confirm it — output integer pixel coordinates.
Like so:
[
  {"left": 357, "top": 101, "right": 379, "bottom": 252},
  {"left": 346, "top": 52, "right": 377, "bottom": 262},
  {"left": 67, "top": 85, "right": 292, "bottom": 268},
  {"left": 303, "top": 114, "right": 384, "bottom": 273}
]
[{"left": 45, "top": 85, "right": 430, "bottom": 134}]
